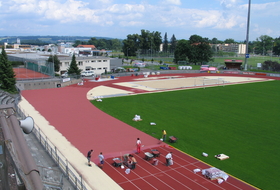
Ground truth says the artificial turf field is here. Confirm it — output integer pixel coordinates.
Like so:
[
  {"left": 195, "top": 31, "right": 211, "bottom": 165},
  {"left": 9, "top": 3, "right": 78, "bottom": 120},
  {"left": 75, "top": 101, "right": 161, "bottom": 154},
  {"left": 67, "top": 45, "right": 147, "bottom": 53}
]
[{"left": 92, "top": 80, "right": 280, "bottom": 189}]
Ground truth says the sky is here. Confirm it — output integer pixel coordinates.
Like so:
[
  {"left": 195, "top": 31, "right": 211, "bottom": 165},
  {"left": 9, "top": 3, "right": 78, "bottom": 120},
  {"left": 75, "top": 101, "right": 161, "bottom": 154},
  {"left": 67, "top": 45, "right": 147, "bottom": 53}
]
[{"left": 0, "top": 0, "right": 279, "bottom": 41}]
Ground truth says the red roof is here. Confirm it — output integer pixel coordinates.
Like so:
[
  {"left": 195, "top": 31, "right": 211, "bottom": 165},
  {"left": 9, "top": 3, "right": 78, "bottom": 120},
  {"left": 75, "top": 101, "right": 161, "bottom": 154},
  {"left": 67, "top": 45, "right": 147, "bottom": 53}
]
[{"left": 77, "top": 45, "right": 96, "bottom": 49}]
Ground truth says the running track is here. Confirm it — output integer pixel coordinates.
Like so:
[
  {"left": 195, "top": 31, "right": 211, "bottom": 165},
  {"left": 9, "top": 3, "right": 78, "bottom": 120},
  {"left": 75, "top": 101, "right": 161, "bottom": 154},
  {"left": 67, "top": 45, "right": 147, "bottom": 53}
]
[{"left": 20, "top": 73, "right": 272, "bottom": 190}]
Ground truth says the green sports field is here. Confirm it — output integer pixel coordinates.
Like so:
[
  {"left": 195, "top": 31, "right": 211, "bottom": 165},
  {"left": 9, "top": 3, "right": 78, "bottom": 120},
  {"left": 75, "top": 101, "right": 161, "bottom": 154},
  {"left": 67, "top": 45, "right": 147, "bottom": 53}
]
[{"left": 92, "top": 80, "right": 280, "bottom": 189}]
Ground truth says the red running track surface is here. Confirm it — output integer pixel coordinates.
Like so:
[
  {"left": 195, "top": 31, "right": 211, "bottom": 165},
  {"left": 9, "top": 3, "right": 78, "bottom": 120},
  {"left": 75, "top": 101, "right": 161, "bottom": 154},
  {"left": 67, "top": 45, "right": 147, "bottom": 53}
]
[
  {"left": 21, "top": 73, "right": 266, "bottom": 189},
  {"left": 104, "top": 146, "right": 257, "bottom": 190}
]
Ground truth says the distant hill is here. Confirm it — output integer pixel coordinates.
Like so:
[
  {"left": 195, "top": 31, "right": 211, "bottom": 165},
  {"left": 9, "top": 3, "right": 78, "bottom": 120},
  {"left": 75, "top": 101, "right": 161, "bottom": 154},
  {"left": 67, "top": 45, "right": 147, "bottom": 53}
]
[{"left": 0, "top": 36, "right": 115, "bottom": 44}]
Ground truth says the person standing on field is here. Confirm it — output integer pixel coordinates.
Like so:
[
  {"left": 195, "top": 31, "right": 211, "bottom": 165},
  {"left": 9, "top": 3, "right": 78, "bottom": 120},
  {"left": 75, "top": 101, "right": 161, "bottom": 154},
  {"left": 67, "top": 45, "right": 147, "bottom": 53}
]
[
  {"left": 165, "top": 152, "right": 173, "bottom": 166},
  {"left": 87, "top": 149, "right": 93, "bottom": 166},
  {"left": 136, "top": 138, "right": 141, "bottom": 154},
  {"left": 98, "top": 152, "right": 105, "bottom": 169},
  {"left": 162, "top": 130, "right": 167, "bottom": 141}
]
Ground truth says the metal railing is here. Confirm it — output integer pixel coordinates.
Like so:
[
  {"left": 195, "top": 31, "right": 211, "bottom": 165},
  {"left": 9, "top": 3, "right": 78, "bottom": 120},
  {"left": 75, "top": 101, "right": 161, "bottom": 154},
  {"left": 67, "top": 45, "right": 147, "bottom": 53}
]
[{"left": 16, "top": 106, "right": 89, "bottom": 190}]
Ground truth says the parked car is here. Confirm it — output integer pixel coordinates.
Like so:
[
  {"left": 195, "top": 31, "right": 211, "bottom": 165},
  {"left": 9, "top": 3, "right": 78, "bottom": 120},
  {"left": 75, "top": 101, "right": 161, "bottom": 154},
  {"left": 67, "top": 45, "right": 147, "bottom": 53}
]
[
  {"left": 81, "top": 70, "right": 94, "bottom": 77},
  {"left": 114, "top": 67, "right": 126, "bottom": 73},
  {"left": 134, "top": 62, "right": 146, "bottom": 67},
  {"left": 61, "top": 72, "right": 68, "bottom": 78}
]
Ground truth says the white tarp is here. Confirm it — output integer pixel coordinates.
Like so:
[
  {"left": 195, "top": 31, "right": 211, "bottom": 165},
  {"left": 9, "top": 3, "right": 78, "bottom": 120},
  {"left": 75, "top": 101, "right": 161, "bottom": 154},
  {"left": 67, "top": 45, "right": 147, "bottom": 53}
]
[{"left": 202, "top": 167, "right": 229, "bottom": 181}]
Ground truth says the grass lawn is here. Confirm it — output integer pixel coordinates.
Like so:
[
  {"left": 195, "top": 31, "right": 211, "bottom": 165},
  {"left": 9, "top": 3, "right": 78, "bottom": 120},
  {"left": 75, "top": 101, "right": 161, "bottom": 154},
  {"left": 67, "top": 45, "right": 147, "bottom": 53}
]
[
  {"left": 92, "top": 80, "right": 280, "bottom": 189},
  {"left": 211, "top": 56, "right": 280, "bottom": 67},
  {"left": 139, "top": 55, "right": 280, "bottom": 68}
]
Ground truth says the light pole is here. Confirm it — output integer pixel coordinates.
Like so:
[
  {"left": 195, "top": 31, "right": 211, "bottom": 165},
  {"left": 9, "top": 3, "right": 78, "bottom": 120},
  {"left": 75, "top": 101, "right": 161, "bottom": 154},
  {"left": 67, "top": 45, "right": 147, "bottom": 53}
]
[
  {"left": 244, "top": 0, "right": 251, "bottom": 71},
  {"left": 150, "top": 38, "right": 153, "bottom": 59},
  {"left": 151, "top": 41, "right": 152, "bottom": 58},
  {"left": 271, "top": 40, "right": 274, "bottom": 60},
  {"left": 263, "top": 41, "right": 265, "bottom": 57},
  {"left": 52, "top": 52, "right": 55, "bottom": 77}
]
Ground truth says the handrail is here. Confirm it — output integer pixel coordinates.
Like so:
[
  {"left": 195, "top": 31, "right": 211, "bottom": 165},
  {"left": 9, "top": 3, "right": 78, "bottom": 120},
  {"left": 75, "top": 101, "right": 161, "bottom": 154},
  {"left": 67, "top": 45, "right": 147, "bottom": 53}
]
[{"left": 16, "top": 106, "right": 88, "bottom": 190}]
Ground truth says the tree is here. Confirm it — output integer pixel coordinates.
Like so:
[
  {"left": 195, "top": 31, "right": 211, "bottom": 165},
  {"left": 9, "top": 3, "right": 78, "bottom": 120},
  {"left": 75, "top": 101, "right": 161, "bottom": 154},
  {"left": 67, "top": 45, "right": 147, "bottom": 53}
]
[
  {"left": 262, "top": 60, "right": 280, "bottom": 72},
  {"left": 187, "top": 35, "right": 213, "bottom": 64},
  {"left": 255, "top": 35, "right": 274, "bottom": 55},
  {"left": 174, "top": 39, "right": 189, "bottom": 63},
  {"left": 163, "top": 32, "right": 168, "bottom": 53},
  {"left": 170, "top": 34, "right": 177, "bottom": 53},
  {"left": 152, "top": 31, "right": 162, "bottom": 53},
  {"left": 96, "top": 39, "right": 107, "bottom": 49},
  {"left": 273, "top": 37, "right": 280, "bottom": 56},
  {"left": 224, "top": 38, "right": 236, "bottom": 44},
  {"left": 0, "top": 46, "right": 17, "bottom": 93},
  {"left": 211, "top": 37, "right": 219, "bottom": 44},
  {"left": 47, "top": 55, "right": 60, "bottom": 72},
  {"left": 111, "top": 39, "right": 122, "bottom": 51},
  {"left": 67, "top": 54, "right": 81, "bottom": 76},
  {"left": 122, "top": 34, "right": 139, "bottom": 56},
  {"left": 122, "top": 30, "right": 162, "bottom": 57},
  {"left": 88, "top": 38, "right": 98, "bottom": 47}
]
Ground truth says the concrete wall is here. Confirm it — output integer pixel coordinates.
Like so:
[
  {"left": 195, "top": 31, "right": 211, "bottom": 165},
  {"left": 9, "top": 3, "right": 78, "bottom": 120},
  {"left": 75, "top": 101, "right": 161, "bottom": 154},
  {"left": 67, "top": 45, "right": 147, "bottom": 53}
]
[
  {"left": 16, "top": 78, "right": 82, "bottom": 90},
  {"left": 110, "top": 58, "right": 123, "bottom": 69}
]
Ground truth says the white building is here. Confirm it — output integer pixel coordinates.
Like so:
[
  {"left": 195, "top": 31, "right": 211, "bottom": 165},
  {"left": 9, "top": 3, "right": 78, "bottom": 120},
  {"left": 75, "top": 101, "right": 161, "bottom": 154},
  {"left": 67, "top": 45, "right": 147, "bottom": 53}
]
[{"left": 58, "top": 56, "right": 110, "bottom": 75}]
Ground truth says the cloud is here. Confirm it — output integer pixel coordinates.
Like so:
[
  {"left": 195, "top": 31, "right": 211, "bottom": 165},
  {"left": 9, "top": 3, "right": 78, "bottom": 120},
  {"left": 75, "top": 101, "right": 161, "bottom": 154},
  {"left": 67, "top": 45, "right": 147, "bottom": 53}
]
[
  {"left": 162, "top": 0, "right": 181, "bottom": 5},
  {"left": 119, "top": 20, "right": 145, "bottom": 27},
  {"left": 107, "top": 4, "right": 145, "bottom": 14},
  {"left": 219, "top": 0, "right": 240, "bottom": 9}
]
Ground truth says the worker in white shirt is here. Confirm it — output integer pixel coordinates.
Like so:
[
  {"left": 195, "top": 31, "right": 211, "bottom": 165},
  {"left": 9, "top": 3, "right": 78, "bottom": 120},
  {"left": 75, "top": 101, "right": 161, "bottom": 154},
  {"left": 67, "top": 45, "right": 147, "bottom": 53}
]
[
  {"left": 98, "top": 152, "right": 105, "bottom": 169},
  {"left": 165, "top": 152, "right": 173, "bottom": 166},
  {"left": 136, "top": 138, "right": 141, "bottom": 154}
]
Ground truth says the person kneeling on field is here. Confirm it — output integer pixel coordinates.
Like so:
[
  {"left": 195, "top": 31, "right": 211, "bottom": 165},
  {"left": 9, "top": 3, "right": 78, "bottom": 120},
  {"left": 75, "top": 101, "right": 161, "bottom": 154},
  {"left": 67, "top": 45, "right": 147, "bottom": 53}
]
[
  {"left": 132, "top": 114, "right": 142, "bottom": 121},
  {"left": 129, "top": 154, "right": 137, "bottom": 170}
]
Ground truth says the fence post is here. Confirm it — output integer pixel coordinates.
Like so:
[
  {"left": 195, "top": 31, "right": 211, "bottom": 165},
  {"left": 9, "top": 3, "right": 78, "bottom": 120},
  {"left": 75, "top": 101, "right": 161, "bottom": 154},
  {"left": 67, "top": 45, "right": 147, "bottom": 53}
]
[
  {"left": 66, "top": 159, "right": 69, "bottom": 179},
  {"left": 80, "top": 174, "right": 83, "bottom": 190},
  {"left": 75, "top": 176, "right": 78, "bottom": 189},
  {"left": 55, "top": 146, "right": 57, "bottom": 162},
  {"left": 45, "top": 137, "right": 48, "bottom": 150}
]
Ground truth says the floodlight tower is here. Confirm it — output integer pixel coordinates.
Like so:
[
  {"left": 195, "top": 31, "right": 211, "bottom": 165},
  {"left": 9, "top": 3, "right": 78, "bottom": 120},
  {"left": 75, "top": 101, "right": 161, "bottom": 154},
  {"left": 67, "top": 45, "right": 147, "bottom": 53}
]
[{"left": 244, "top": 0, "right": 251, "bottom": 71}]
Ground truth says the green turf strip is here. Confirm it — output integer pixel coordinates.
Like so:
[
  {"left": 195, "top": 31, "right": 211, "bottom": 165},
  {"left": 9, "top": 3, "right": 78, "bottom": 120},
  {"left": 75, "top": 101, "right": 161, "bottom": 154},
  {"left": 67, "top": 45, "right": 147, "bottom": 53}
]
[{"left": 92, "top": 80, "right": 280, "bottom": 189}]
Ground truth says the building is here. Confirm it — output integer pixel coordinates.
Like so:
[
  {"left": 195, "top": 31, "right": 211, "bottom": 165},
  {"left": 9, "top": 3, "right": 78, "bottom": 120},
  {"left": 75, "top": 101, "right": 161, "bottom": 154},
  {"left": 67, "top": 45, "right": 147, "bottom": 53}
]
[
  {"left": 63, "top": 47, "right": 92, "bottom": 55},
  {"left": 218, "top": 43, "right": 246, "bottom": 55},
  {"left": 76, "top": 44, "right": 96, "bottom": 50},
  {"left": 7, "top": 52, "right": 111, "bottom": 75},
  {"left": 224, "top": 59, "right": 243, "bottom": 70},
  {"left": 59, "top": 56, "right": 110, "bottom": 75}
]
